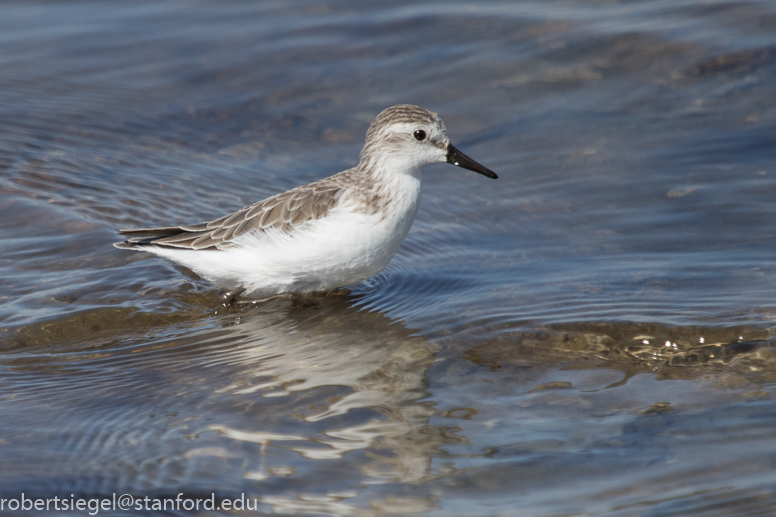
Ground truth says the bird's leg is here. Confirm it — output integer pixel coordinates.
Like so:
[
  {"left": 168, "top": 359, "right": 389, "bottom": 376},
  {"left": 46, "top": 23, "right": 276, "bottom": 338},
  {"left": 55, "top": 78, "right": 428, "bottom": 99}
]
[{"left": 219, "top": 286, "right": 246, "bottom": 307}]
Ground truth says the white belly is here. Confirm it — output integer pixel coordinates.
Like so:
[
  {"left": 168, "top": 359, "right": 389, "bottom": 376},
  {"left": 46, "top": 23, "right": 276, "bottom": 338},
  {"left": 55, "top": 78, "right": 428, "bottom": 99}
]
[{"left": 149, "top": 177, "right": 421, "bottom": 297}]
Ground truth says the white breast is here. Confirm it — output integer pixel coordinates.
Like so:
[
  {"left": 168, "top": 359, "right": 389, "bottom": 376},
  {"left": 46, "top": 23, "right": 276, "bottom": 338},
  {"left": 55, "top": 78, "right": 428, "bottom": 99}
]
[{"left": 149, "top": 173, "right": 422, "bottom": 297}]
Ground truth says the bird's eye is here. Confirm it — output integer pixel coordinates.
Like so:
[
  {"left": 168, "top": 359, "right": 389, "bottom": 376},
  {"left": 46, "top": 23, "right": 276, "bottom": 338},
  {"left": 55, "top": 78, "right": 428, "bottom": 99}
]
[{"left": 413, "top": 130, "right": 427, "bottom": 141}]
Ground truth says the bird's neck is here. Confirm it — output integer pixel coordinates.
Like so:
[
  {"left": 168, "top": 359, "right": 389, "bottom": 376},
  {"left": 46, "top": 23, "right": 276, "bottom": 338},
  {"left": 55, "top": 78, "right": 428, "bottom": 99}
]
[
  {"left": 343, "top": 158, "right": 422, "bottom": 221},
  {"left": 358, "top": 144, "right": 424, "bottom": 180}
]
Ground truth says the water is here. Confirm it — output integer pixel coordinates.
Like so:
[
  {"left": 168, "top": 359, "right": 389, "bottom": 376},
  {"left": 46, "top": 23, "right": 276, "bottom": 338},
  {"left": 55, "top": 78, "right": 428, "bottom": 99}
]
[{"left": 2, "top": 0, "right": 776, "bottom": 515}]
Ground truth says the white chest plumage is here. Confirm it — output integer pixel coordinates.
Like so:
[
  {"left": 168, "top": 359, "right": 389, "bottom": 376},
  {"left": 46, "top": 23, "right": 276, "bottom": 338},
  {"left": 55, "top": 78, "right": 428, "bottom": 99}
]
[{"left": 152, "top": 173, "right": 422, "bottom": 297}]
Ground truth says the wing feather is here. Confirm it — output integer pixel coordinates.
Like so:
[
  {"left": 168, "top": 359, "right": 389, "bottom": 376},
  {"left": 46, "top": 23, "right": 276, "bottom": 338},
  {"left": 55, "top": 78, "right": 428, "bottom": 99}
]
[{"left": 115, "top": 181, "right": 346, "bottom": 251}]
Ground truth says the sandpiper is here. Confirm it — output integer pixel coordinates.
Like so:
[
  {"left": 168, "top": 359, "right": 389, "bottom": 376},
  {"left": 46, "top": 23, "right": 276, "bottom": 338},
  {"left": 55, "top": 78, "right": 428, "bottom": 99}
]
[{"left": 115, "top": 104, "right": 497, "bottom": 298}]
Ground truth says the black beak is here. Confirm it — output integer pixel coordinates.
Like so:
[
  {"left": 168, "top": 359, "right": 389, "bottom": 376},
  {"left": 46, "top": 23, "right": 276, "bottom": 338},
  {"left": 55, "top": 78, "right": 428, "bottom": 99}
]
[{"left": 446, "top": 144, "right": 498, "bottom": 179}]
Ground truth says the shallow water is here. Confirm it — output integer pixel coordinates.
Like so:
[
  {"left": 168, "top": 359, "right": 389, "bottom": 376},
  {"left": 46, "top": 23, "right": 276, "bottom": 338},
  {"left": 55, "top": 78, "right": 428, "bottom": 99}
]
[{"left": 2, "top": 1, "right": 776, "bottom": 515}]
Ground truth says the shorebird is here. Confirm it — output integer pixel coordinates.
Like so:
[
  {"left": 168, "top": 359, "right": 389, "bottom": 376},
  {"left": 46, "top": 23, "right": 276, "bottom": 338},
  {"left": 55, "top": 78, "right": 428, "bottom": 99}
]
[{"left": 115, "top": 104, "right": 497, "bottom": 299}]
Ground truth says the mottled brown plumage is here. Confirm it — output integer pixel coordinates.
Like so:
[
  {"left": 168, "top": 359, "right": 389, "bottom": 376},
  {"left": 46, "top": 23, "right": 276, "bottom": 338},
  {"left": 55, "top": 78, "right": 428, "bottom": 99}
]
[{"left": 116, "top": 177, "right": 347, "bottom": 250}]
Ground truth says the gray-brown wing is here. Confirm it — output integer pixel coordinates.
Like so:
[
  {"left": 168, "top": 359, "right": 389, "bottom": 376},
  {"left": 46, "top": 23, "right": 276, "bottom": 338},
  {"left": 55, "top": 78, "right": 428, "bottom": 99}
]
[{"left": 116, "top": 183, "right": 345, "bottom": 251}]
